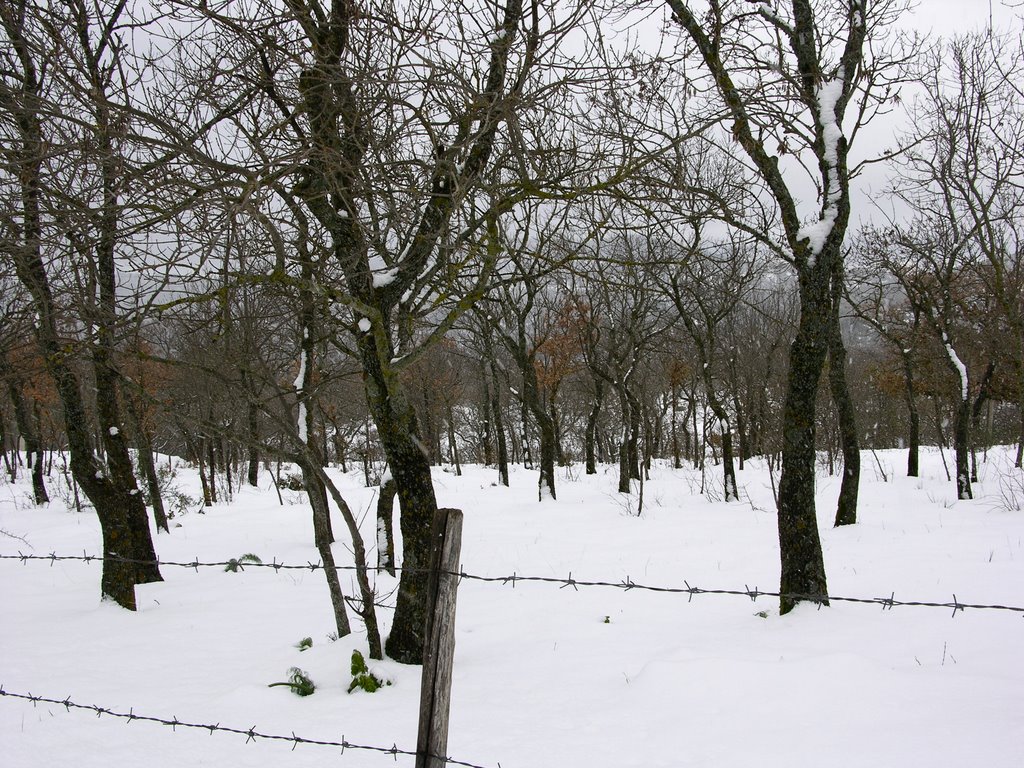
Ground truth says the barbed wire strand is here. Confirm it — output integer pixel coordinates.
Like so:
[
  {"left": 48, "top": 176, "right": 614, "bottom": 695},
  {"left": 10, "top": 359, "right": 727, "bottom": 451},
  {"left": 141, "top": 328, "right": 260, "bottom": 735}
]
[
  {"left": 3, "top": 552, "right": 1022, "bottom": 616},
  {"left": 0, "top": 688, "right": 494, "bottom": 768}
]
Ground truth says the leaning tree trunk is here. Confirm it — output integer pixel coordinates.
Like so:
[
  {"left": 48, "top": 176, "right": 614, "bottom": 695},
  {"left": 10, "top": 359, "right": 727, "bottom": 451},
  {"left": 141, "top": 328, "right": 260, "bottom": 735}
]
[{"left": 301, "top": 461, "right": 352, "bottom": 641}]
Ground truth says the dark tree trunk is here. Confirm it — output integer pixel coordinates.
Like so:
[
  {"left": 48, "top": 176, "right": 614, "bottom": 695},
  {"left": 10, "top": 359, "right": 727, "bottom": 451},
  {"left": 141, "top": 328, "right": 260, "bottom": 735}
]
[
  {"left": 828, "top": 303, "right": 859, "bottom": 528},
  {"left": 316, "top": 466, "right": 383, "bottom": 660},
  {"left": 0, "top": 416, "right": 12, "bottom": 480},
  {"left": 627, "top": 390, "right": 641, "bottom": 481},
  {"left": 124, "top": 397, "right": 169, "bottom": 534},
  {"left": 969, "top": 361, "right": 995, "bottom": 483},
  {"left": 732, "top": 388, "right": 748, "bottom": 468},
  {"left": 302, "top": 462, "right": 352, "bottom": 640},
  {"left": 481, "top": 365, "right": 493, "bottom": 467},
  {"left": 1016, "top": 404, "right": 1023, "bottom": 469},
  {"left": 777, "top": 270, "right": 831, "bottom": 615},
  {"left": 206, "top": 431, "right": 218, "bottom": 504},
  {"left": 3, "top": 362, "right": 48, "bottom": 504},
  {"left": 616, "top": 387, "right": 633, "bottom": 494},
  {"left": 535, "top": 406, "right": 557, "bottom": 500},
  {"left": 445, "top": 402, "right": 462, "bottom": 476},
  {"left": 705, "top": 388, "right": 738, "bottom": 502},
  {"left": 899, "top": 352, "right": 920, "bottom": 477},
  {"left": 551, "top": 398, "right": 567, "bottom": 467},
  {"left": 489, "top": 362, "right": 509, "bottom": 486},
  {"left": 953, "top": 395, "right": 973, "bottom": 500},
  {"left": 377, "top": 476, "right": 397, "bottom": 576},
  {"left": 246, "top": 386, "right": 260, "bottom": 486},
  {"left": 482, "top": 329, "right": 509, "bottom": 486},
  {"left": 585, "top": 378, "right": 604, "bottom": 475},
  {"left": 355, "top": 329, "right": 438, "bottom": 664}
]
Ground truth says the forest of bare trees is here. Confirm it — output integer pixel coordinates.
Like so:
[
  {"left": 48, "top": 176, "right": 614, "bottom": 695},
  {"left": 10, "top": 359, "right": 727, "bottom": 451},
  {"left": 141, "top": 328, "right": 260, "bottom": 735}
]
[{"left": 2, "top": 0, "right": 1022, "bottom": 663}]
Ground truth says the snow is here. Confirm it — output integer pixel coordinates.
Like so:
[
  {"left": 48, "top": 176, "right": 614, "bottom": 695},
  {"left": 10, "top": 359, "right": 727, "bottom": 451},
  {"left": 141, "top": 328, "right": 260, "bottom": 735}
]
[
  {"left": 358, "top": 318, "right": 372, "bottom": 333},
  {"left": 294, "top": 347, "right": 308, "bottom": 443},
  {"left": 942, "top": 331, "right": 970, "bottom": 402},
  {"left": 798, "top": 78, "right": 846, "bottom": 264},
  {"left": 368, "top": 254, "right": 399, "bottom": 288},
  {"left": 108, "top": 427, "right": 119, "bottom": 436},
  {"left": 3, "top": 449, "right": 1023, "bottom": 767},
  {"left": 372, "top": 268, "right": 399, "bottom": 288}
]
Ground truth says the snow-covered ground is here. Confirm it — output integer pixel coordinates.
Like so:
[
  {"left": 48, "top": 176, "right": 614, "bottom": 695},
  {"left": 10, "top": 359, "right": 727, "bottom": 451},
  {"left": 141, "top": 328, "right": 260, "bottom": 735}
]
[{"left": 2, "top": 448, "right": 1022, "bottom": 767}]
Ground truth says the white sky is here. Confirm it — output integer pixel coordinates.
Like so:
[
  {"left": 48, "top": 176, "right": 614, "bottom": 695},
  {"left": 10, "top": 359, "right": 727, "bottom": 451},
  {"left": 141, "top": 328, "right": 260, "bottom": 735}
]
[{"left": 903, "top": 0, "right": 1020, "bottom": 35}]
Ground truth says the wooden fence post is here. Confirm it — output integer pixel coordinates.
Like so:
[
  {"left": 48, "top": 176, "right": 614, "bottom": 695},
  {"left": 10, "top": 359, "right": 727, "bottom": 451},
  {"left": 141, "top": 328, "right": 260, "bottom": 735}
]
[{"left": 416, "top": 507, "right": 464, "bottom": 768}]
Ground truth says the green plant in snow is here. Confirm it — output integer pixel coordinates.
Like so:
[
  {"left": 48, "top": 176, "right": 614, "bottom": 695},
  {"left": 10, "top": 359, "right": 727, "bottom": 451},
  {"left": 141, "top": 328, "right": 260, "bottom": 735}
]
[
  {"left": 296, "top": 636, "right": 313, "bottom": 652},
  {"left": 348, "top": 650, "right": 388, "bottom": 693},
  {"left": 224, "top": 553, "right": 262, "bottom": 572},
  {"left": 268, "top": 667, "right": 315, "bottom": 696}
]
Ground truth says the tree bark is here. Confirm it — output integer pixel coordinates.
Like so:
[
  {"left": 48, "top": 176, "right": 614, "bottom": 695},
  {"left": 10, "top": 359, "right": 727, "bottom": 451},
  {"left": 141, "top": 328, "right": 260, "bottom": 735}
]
[
  {"left": 303, "top": 461, "right": 352, "bottom": 640},
  {"left": 377, "top": 476, "right": 397, "bottom": 576},
  {"left": 828, "top": 298, "right": 859, "bottom": 528},
  {"left": 2, "top": 364, "right": 48, "bottom": 505},
  {"left": 776, "top": 271, "right": 831, "bottom": 614},
  {"left": 585, "top": 378, "right": 604, "bottom": 475},
  {"left": 898, "top": 351, "right": 921, "bottom": 477},
  {"left": 124, "top": 395, "right": 169, "bottom": 534}
]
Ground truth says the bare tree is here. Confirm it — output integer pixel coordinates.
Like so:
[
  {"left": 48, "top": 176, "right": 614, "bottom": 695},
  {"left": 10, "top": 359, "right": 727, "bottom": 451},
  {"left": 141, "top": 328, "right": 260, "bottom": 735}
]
[
  {"left": 884, "top": 29, "right": 1024, "bottom": 495},
  {"left": 1, "top": 0, "right": 164, "bottom": 608},
  {"left": 661, "top": 0, "right": 913, "bottom": 611}
]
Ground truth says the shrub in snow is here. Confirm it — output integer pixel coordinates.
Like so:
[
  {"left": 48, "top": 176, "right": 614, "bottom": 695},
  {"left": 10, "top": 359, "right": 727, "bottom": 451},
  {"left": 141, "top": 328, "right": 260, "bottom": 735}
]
[
  {"left": 347, "top": 650, "right": 389, "bottom": 693},
  {"left": 268, "top": 667, "right": 315, "bottom": 696}
]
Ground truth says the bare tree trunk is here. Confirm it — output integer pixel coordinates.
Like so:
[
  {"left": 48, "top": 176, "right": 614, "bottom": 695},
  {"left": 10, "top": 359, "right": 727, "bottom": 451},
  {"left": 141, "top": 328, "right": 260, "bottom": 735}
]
[
  {"left": 377, "top": 476, "right": 397, "bottom": 576},
  {"left": 481, "top": 365, "right": 493, "bottom": 467},
  {"left": 585, "top": 378, "right": 604, "bottom": 475},
  {"left": 445, "top": 402, "right": 462, "bottom": 476},
  {"left": 969, "top": 361, "right": 995, "bottom": 483},
  {"left": 124, "top": 396, "right": 169, "bottom": 534},
  {"left": 705, "top": 387, "right": 738, "bottom": 502},
  {"left": 3, "top": 368, "right": 48, "bottom": 505},
  {"left": 302, "top": 462, "right": 352, "bottom": 640},
  {"left": 900, "top": 352, "right": 920, "bottom": 477},
  {"left": 489, "top": 361, "right": 509, "bottom": 486},
  {"left": 776, "top": 275, "right": 831, "bottom": 614},
  {"left": 829, "top": 297, "right": 859, "bottom": 528}
]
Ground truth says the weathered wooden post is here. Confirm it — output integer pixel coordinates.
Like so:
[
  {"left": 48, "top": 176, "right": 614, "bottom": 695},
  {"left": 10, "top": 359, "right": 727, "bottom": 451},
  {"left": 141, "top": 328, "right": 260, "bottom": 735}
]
[{"left": 416, "top": 507, "right": 463, "bottom": 768}]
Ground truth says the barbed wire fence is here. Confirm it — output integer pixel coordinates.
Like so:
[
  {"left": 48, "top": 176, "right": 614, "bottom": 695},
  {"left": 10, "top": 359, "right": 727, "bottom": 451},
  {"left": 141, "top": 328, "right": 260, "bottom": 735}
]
[
  {"left": 2, "top": 551, "right": 1023, "bottom": 617},
  {"left": 3, "top": 547, "right": 1022, "bottom": 766},
  {"left": 0, "top": 688, "right": 493, "bottom": 768}
]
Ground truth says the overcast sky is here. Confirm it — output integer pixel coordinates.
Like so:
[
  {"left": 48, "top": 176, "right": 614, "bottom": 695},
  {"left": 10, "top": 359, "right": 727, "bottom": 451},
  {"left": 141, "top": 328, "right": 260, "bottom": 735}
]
[{"left": 904, "top": 0, "right": 1020, "bottom": 35}]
